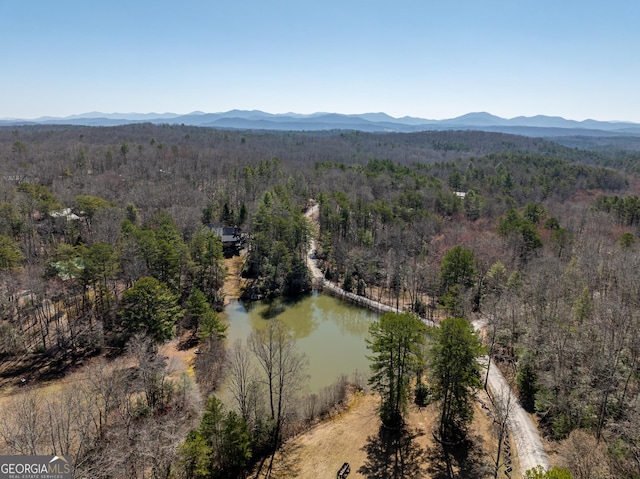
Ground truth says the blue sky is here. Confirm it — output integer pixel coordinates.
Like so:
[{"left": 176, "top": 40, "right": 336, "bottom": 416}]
[{"left": 1, "top": 0, "right": 639, "bottom": 121}]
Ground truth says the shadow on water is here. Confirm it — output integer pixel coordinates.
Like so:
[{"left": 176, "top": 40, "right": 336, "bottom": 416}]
[
  {"left": 236, "top": 292, "right": 376, "bottom": 340},
  {"left": 242, "top": 293, "right": 313, "bottom": 320},
  {"left": 358, "top": 425, "right": 428, "bottom": 479},
  {"left": 256, "top": 293, "right": 316, "bottom": 320},
  {"left": 259, "top": 299, "right": 287, "bottom": 320},
  {"left": 281, "top": 292, "right": 314, "bottom": 308}
]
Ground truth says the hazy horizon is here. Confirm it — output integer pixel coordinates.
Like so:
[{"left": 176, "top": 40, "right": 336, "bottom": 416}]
[
  {"left": 1, "top": 110, "right": 637, "bottom": 123},
  {"left": 4, "top": 110, "right": 638, "bottom": 126}
]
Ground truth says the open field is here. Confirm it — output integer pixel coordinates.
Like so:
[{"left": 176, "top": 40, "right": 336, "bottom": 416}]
[{"left": 252, "top": 390, "right": 519, "bottom": 479}]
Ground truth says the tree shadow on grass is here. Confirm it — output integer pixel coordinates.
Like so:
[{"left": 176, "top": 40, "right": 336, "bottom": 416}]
[
  {"left": 424, "top": 434, "right": 491, "bottom": 479},
  {"left": 252, "top": 442, "right": 303, "bottom": 479},
  {"left": 357, "top": 425, "right": 428, "bottom": 479}
]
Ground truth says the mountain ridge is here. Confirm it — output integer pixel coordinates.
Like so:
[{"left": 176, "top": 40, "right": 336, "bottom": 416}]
[{"left": 2, "top": 110, "right": 640, "bottom": 137}]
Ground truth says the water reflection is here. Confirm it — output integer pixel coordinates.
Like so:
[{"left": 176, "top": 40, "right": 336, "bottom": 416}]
[{"left": 224, "top": 292, "right": 379, "bottom": 392}]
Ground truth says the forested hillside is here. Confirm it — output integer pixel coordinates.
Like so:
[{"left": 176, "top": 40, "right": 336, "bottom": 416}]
[{"left": 1, "top": 124, "right": 639, "bottom": 478}]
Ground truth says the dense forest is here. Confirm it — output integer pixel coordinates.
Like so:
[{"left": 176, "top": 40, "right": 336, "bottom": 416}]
[{"left": 1, "top": 124, "right": 639, "bottom": 478}]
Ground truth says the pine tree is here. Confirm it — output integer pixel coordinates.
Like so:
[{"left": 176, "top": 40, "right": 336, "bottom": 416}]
[
  {"left": 430, "top": 317, "right": 484, "bottom": 440},
  {"left": 367, "top": 312, "right": 426, "bottom": 427}
]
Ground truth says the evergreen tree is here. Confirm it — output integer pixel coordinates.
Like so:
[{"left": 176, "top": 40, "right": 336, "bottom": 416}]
[
  {"left": 430, "top": 317, "right": 484, "bottom": 440},
  {"left": 0, "top": 234, "right": 24, "bottom": 270},
  {"left": 199, "top": 396, "right": 252, "bottom": 478},
  {"left": 440, "top": 245, "right": 477, "bottom": 290},
  {"left": 175, "top": 430, "right": 212, "bottom": 479},
  {"left": 498, "top": 209, "right": 543, "bottom": 261},
  {"left": 119, "top": 276, "right": 183, "bottom": 343},
  {"left": 367, "top": 312, "right": 426, "bottom": 427},
  {"left": 189, "top": 228, "right": 225, "bottom": 303},
  {"left": 81, "top": 242, "right": 119, "bottom": 322},
  {"left": 185, "top": 288, "right": 227, "bottom": 339},
  {"left": 440, "top": 245, "right": 477, "bottom": 315}
]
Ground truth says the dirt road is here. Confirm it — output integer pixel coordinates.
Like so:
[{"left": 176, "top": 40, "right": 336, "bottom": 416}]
[
  {"left": 474, "top": 322, "right": 550, "bottom": 475},
  {"left": 304, "top": 203, "right": 324, "bottom": 282}
]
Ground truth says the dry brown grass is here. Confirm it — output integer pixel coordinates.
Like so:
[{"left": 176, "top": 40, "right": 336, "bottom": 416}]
[
  {"left": 223, "top": 253, "right": 247, "bottom": 303},
  {"left": 250, "top": 390, "right": 515, "bottom": 479},
  {"left": 158, "top": 337, "right": 198, "bottom": 380}
]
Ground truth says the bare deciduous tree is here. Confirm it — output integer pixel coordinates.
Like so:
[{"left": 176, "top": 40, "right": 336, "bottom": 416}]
[
  {"left": 249, "top": 319, "right": 308, "bottom": 448},
  {"left": 491, "top": 389, "right": 514, "bottom": 479},
  {"left": 0, "top": 387, "right": 46, "bottom": 455},
  {"left": 227, "top": 339, "right": 255, "bottom": 422}
]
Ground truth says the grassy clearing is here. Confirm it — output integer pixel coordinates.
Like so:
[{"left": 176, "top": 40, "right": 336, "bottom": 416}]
[{"left": 251, "top": 390, "right": 519, "bottom": 479}]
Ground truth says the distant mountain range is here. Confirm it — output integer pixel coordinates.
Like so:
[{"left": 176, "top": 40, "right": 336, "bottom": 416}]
[{"left": 3, "top": 110, "right": 640, "bottom": 137}]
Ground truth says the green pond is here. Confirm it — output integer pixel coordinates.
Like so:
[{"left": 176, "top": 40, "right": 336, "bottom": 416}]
[{"left": 224, "top": 292, "right": 380, "bottom": 392}]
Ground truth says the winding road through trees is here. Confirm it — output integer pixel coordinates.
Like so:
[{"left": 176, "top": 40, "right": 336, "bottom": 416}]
[
  {"left": 473, "top": 314, "right": 549, "bottom": 474},
  {"left": 304, "top": 203, "right": 550, "bottom": 476},
  {"left": 478, "top": 353, "right": 550, "bottom": 474}
]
